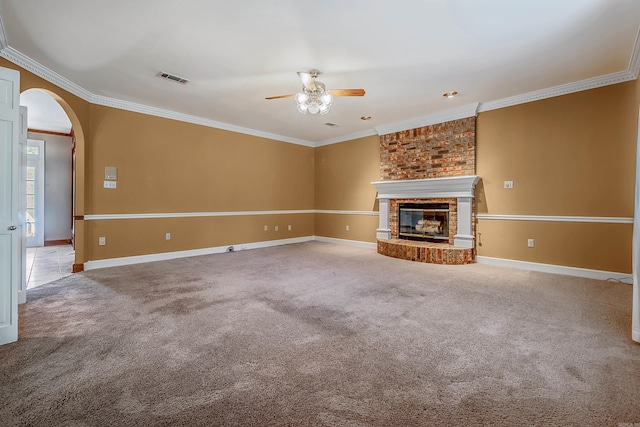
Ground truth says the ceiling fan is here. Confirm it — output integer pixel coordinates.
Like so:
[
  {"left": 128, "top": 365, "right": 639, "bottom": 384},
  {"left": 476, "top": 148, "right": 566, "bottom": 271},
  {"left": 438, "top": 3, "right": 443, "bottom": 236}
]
[{"left": 266, "top": 69, "right": 365, "bottom": 115}]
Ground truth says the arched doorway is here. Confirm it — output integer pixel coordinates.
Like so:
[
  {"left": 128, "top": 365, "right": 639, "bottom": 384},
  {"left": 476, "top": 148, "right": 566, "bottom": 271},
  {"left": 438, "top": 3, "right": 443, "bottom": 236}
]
[
  {"left": 20, "top": 89, "right": 74, "bottom": 287},
  {"left": 18, "top": 88, "right": 86, "bottom": 289}
]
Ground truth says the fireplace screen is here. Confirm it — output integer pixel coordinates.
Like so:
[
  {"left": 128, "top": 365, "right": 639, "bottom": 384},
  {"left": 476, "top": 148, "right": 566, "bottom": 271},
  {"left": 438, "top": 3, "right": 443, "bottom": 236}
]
[{"left": 398, "top": 203, "right": 449, "bottom": 242}]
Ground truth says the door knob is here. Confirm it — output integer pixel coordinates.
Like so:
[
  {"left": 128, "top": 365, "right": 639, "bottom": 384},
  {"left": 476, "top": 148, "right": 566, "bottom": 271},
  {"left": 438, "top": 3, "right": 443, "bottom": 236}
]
[{"left": 7, "top": 226, "right": 17, "bottom": 231}]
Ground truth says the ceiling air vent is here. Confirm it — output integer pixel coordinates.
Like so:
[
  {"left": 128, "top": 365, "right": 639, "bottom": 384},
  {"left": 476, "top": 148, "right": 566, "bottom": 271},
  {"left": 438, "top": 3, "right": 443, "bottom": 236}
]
[
  {"left": 157, "top": 71, "right": 190, "bottom": 84},
  {"left": 324, "top": 122, "right": 339, "bottom": 127}
]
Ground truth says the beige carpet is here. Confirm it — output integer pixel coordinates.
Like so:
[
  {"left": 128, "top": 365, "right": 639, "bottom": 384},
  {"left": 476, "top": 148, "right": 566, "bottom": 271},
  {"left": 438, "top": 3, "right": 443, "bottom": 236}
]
[{"left": 1, "top": 241, "right": 639, "bottom": 426}]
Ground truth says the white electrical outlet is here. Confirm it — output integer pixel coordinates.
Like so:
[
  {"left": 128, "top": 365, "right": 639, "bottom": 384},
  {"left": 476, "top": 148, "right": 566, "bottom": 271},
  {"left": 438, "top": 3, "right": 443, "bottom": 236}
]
[
  {"left": 527, "top": 239, "right": 534, "bottom": 248},
  {"left": 346, "top": 225, "right": 350, "bottom": 231},
  {"left": 504, "top": 181, "right": 514, "bottom": 189},
  {"left": 288, "top": 225, "right": 292, "bottom": 231},
  {"left": 104, "top": 181, "right": 116, "bottom": 189},
  {"left": 98, "top": 237, "right": 106, "bottom": 246},
  {"left": 165, "top": 233, "right": 171, "bottom": 240},
  {"left": 275, "top": 225, "right": 279, "bottom": 232},
  {"left": 264, "top": 225, "right": 268, "bottom": 231}
]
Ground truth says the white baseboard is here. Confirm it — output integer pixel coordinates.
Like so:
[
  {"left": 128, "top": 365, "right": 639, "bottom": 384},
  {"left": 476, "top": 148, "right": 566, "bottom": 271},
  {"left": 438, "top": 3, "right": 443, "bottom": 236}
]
[
  {"left": 633, "top": 329, "right": 640, "bottom": 343},
  {"left": 313, "top": 236, "right": 377, "bottom": 249},
  {"left": 84, "top": 236, "right": 314, "bottom": 270},
  {"left": 476, "top": 256, "right": 632, "bottom": 283},
  {"left": 83, "top": 236, "right": 379, "bottom": 270},
  {"left": 84, "top": 239, "right": 629, "bottom": 284}
]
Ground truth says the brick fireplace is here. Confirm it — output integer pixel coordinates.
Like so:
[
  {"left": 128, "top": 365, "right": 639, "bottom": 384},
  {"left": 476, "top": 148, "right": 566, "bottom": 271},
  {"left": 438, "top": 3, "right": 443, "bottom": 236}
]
[{"left": 371, "top": 117, "right": 481, "bottom": 265}]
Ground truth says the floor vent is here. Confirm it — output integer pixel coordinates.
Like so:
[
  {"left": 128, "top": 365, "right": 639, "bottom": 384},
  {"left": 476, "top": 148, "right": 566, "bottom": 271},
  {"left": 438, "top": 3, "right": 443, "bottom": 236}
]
[{"left": 157, "top": 71, "right": 190, "bottom": 84}]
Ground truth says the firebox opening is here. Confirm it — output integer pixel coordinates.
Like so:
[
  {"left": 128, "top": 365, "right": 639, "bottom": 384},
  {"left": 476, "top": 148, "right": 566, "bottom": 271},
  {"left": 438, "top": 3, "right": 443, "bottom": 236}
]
[{"left": 398, "top": 203, "right": 449, "bottom": 243}]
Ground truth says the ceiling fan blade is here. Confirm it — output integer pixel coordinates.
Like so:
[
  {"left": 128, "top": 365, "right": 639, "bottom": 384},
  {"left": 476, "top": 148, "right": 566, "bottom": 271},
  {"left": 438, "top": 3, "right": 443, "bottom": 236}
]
[
  {"left": 297, "top": 71, "right": 316, "bottom": 90},
  {"left": 265, "top": 94, "right": 296, "bottom": 100},
  {"left": 329, "top": 89, "right": 366, "bottom": 97}
]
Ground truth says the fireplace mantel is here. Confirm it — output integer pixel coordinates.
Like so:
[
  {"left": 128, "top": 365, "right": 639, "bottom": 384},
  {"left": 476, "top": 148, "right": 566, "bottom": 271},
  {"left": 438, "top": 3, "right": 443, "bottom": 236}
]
[{"left": 372, "top": 175, "right": 481, "bottom": 248}]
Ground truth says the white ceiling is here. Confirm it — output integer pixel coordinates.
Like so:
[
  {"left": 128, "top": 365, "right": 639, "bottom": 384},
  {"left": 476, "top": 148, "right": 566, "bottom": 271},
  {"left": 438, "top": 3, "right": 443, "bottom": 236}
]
[
  {"left": 1, "top": 0, "right": 639, "bottom": 145},
  {"left": 20, "top": 89, "right": 72, "bottom": 134}
]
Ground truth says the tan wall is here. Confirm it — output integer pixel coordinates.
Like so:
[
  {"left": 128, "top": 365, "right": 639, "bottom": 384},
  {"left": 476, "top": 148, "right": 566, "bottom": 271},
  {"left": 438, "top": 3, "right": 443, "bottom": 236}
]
[
  {"left": 476, "top": 81, "right": 638, "bottom": 273},
  {"left": 5, "top": 55, "right": 639, "bottom": 271},
  {"left": 85, "top": 105, "right": 314, "bottom": 260},
  {"left": 314, "top": 214, "right": 379, "bottom": 243},
  {"left": 86, "top": 214, "right": 314, "bottom": 261},
  {"left": 477, "top": 220, "right": 633, "bottom": 273},
  {"left": 87, "top": 105, "right": 314, "bottom": 214},
  {"left": 637, "top": 75, "right": 640, "bottom": 118},
  {"left": 314, "top": 135, "right": 379, "bottom": 242},
  {"left": 3, "top": 57, "right": 317, "bottom": 263}
]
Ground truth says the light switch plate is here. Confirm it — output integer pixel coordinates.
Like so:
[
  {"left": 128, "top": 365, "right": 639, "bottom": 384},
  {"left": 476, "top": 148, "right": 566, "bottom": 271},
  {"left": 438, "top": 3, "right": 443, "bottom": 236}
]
[{"left": 104, "top": 181, "right": 117, "bottom": 189}]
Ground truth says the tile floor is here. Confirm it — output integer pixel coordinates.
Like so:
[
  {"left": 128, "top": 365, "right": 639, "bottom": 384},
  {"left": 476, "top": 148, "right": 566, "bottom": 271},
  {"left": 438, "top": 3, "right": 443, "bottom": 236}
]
[{"left": 26, "top": 245, "right": 75, "bottom": 289}]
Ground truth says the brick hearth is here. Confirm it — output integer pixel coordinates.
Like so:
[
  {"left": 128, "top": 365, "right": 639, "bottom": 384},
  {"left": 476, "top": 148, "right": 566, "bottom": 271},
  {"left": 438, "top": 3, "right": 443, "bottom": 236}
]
[{"left": 378, "top": 239, "right": 474, "bottom": 265}]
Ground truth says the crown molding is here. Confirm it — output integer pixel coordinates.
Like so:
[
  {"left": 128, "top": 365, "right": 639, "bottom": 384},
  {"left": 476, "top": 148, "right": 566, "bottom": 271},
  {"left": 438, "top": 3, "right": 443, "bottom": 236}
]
[
  {"left": 0, "top": 46, "right": 316, "bottom": 147},
  {"left": 477, "top": 70, "right": 635, "bottom": 113},
  {"left": 0, "top": 46, "right": 94, "bottom": 101},
  {"left": 315, "top": 129, "right": 379, "bottom": 147},
  {"left": 90, "top": 95, "right": 315, "bottom": 147},
  {"left": 374, "top": 103, "right": 480, "bottom": 136}
]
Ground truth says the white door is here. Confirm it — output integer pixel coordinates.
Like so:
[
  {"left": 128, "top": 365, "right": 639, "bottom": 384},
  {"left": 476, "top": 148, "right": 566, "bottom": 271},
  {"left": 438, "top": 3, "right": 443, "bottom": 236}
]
[
  {"left": 0, "top": 66, "right": 21, "bottom": 346},
  {"left": 26, "top": 139, "right": 44, "bottom": 247}
]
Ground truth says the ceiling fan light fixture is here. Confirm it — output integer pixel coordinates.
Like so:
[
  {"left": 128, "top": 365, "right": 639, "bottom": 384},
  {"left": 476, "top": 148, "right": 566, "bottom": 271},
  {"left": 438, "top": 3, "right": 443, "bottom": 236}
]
[
  {"left": 295, "top": 89, "right": 332, "bottom": 115},
  {"left": 320, "top": 92, "right": 333, "bottom": 105},
  {"left": 297, "top": 102, "right": 308, "bottom": 114},
  {"left": 269, "top": 69, "right": 364, "bottom": 115}
]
